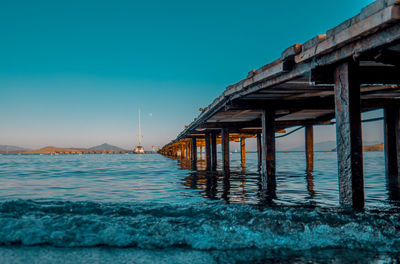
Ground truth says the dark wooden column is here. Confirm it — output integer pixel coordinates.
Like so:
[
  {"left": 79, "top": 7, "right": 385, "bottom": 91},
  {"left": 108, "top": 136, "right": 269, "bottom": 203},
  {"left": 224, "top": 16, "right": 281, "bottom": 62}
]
[
  {"left": 240, "top": 137, "right": 246, "bottom": 169},
  {"left": 384, "top": 107, "right": 400, "bottom": 201},
  {"left": 205, "top": 132, "right": 212, "bottom": 170},
  {"left": 211, "top": 131, "right": 217, "bottom": 170},
  {"left": 221, "top": 128, "right": 230, "bottom": 172},
  {"left": 191, "top": 137, "right": 197, "bottom": 170},
  {"left": 261, "top": 109, "right": 276, "bottom": 183},
  {"left": 334, "top": 60, "right": 364, "bottom": 209},
  {"left": 257, "top": 133, "right": 262, "bottom": 171},
  {"left": 305, "top": 125, "right": 314, "bottom": 173},
  {"left": 180, "top": 144, "right": 184, "bottom": 158}
]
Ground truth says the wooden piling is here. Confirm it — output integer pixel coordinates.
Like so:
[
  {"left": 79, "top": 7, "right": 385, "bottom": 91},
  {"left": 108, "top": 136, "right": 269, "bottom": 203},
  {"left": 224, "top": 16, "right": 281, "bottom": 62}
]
[
  {"left": 262, "top": 109, "right": 276, "bottom": 184},
  {"left": 257, "top": 133, "right": 262, "bottom": 171},
  {"left": 221, "top": 128, "right": 230, "bottom": 172},
  {"left": 384, "top": 107, "right": 400, "bottom": 200},
  {"left": 305, "top": 125, "right": 314, "bottom": 173},
  {"left": 334, "top": 60, "right": 364, "bottom": 209},
  {"left": 240, "top": 137, "right": 246, "bottom": 169},
  {"left": 191, "top": 137, "right": 197, "bottom": 169},
  {"left": 180, "top": 144, "right": 184, "bottom": 158},
  {"left": 205, "top": 132, "right": 212, "bottom": 170},
  {"left": 211, "top": 131, "right": 217, "bottom": 170}
]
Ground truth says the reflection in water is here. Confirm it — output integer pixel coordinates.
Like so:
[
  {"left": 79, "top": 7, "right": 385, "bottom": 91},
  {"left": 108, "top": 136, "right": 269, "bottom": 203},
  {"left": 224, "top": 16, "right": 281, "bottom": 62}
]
[
  {"left": 386, "top": 175, "right": 400, "bottom": 206},
  {"left": 177, "top": 155, "right": 283, "bottom": 206},
  {"left": 172, "top": 151, "right": 400, "bottom": 209},
  {"left": 306, "top": 172, "right": 316, "bottom": 200}
]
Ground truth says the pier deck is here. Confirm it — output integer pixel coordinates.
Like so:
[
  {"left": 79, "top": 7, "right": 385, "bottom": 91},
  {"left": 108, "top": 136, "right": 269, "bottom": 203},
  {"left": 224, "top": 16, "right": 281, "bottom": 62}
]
[{"left": 161, "top": 0, "right": 400, "bottom": 209}]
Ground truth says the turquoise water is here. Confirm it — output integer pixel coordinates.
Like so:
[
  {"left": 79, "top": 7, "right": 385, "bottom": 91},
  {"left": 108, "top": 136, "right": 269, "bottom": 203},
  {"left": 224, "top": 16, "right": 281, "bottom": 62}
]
[{"left": 0, "top": 152, "right": 399, "bottom": 263}]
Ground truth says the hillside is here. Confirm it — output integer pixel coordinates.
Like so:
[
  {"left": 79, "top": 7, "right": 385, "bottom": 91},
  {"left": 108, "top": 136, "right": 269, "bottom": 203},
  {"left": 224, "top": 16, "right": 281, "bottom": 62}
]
[
  {"left": 0, "top": 145, "right": 28, "bottom": 152},
  {"left": 88, "top": 143, "right": 126, "bottom": 151},
  {"left": 363, "top": 143, "right": 384, "bottom": 151},
  {"left": 24, "top": 146, "right": 86, "bottom": 154}
]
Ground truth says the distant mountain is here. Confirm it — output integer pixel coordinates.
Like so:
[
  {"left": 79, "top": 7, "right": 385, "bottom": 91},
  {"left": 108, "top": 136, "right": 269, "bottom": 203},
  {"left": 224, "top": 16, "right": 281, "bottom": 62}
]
[
  {"left": 24, "top": 146, "right": 85, "bottom": 154},
  {"left": 363, "top": 143, "right": 384, "bottom": 151},
  {"left": 0, "top": 145, "right": 28, "bottom": 152},
  {"left": 88, "top": 143, "right": 126, "bottom": 151}
]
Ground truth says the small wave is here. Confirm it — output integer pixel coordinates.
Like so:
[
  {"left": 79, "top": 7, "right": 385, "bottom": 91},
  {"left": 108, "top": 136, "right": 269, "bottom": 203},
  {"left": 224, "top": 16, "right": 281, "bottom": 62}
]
[{"left": 0, "top": 200, "right": 399, "bottom": 251}]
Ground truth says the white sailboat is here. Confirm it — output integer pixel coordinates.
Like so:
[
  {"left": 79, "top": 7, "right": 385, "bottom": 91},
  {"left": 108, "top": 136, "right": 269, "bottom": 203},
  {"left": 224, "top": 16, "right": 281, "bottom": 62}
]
[{"left": 133, "top": 108, "right": 145, "bottom": 154}]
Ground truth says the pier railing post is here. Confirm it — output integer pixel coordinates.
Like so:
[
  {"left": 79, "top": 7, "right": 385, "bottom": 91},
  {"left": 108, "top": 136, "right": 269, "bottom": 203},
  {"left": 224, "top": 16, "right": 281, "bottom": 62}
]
[
  {"left": 211, "top": 131, "right": 217, "bottom": 170},
  {"left": 191, "top": 137, "right": 197, "bottom": 170},
  {"left": 384, "top": 107, "right": 400, "bottom": 200},
  {"left": 221, "top": 128, "right": 230, "bottom": 172},
  {"left": 305, "top": 125, "right": 314, "bottom": 173},
  {"left": 334, "top": 59, "right": 364, "bottom": 209},
  {"left": 205, "top": 132, "right": 212, "bottom": 171},
  {"left": 240, "top": 137, "right": 246, "bottom": 169},
  {"left": 261, "top": 109, "right": 276, "bottom": 186}
]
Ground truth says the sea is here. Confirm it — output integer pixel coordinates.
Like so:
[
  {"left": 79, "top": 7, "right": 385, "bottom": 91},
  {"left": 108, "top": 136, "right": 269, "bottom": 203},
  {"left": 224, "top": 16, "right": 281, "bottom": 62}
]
[{"left": 0, "top": 152, "right": 399, "bottom": 263}]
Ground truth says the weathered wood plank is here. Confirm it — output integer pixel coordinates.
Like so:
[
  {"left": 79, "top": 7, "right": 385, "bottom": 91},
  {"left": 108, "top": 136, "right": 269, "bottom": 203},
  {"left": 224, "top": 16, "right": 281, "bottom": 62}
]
[
  {"left": 296, "top": 6, "right": 400, "bottom": 63},
  {"left": 205, "top": 132, "right": 212, "bottom": 170},
  {"left": 311, "top": 65, "right": 400, "bottom": 85},
  {"left": 262, "top": 109, "right": 276, "bottom": 183},
  {"left": 384, "top": 107, "right": 400, "bottom": 201},
  {"left": 305, "top": 125, "right": 314, "bottom": 173},
  {"left": 221, "top": 129, "right": 230, "bottom": 172},
  {"left": 211, "top": 131, "right": 217, "bottom": 170},
  {"left": 240, "top": 137, "right": 246, "bottom": 169},
  {"left": 257, "top": 133, "right": 262, "bottom": 171},
  {"left": 334, "top": 60, "right": 364, "bottom": 209},
  {"left": 191, "top": 137, "right": 197, "bottom": 169}
]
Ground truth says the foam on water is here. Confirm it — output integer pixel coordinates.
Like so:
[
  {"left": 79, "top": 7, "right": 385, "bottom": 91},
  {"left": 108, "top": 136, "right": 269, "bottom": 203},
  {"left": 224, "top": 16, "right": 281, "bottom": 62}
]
[{"left": 0, "top": 199, "right": 400, "bottom": 253}]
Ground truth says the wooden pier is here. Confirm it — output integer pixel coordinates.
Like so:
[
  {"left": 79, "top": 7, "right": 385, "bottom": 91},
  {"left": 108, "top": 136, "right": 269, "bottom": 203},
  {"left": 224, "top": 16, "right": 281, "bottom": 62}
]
[{"left": 160, "top": 0, "right": 400, "bottom": 209}]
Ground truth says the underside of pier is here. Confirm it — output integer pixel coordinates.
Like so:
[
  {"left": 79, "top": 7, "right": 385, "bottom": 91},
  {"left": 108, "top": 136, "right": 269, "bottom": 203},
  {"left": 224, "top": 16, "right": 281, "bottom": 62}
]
[{"left": 160, "top": 0, "right": 400, "bottom": 209}]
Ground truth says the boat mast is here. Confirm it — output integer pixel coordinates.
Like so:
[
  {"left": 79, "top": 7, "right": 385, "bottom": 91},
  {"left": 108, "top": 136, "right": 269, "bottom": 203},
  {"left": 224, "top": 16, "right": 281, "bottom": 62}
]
[{"left": 138, "top": 107, "right": 142, "bottom": 146}]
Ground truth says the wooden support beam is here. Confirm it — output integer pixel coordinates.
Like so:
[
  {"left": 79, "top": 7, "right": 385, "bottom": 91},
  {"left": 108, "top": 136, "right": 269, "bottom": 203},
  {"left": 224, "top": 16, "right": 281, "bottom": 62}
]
[
  {"left": 384, "top": 107, "right": 400, "bottom": 201},
  {"left": 226, "top": 98, "right": 335, "bottom": 111},
  {"left": 205, "top": 132, "right": 212, "bottom": 171},
  {"left": 257, "top": 133, "right": 262, "bottom": 171},
  {"left": 201, "top": 118, "right": 334, "bottom": 130},
  {"left": 374, "top": 50, "right": 400, "bottom": 67},
  {"left": 305, "top": 125, "right": 314, "bottom": 173},
  {"left": 334, "top": 60, "right": 364, "bottom": 209},
  {"left": 240, "top": 137, "right": 246, "bottom": 169},
  {"left": 201, "top": 120, "right": 261, "bottom": 129},
  {"left": 191, "top": 137, "right": 197, "bottom": 170},
  {"left": 221, "top": 128, "right": 230, "bottom": 172},
  {"left": 262, "top": 109, "right": 276, "bottom": 184},
  {"left": 312, "top": 65, "right": 400, "bottom": 85},
  {"left": 211, "top": 131, "right": 217, "bottom": 170}
]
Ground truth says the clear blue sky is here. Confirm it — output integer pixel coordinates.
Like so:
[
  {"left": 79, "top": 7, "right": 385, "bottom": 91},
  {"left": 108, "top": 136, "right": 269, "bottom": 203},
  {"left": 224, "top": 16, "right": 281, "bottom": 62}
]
[{"left": 0, "top": 0, "right": 379, "bottom": 150}]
